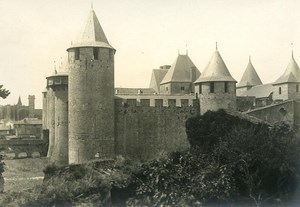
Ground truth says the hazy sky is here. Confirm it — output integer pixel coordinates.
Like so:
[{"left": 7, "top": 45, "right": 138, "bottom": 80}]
[{"left": 1, "top": 0, "right": 300, "bottom": 108}]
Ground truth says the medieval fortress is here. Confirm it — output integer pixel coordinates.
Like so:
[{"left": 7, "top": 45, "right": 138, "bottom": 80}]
[{"left": 43, "top": 8, "right": 300, "bottom": 166}]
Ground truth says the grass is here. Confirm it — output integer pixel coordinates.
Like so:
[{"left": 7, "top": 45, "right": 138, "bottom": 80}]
[
  {"left": 3, "top": 157, "right": 49, "bottom": 179},
  {"left": 0, "top": 157, "right": 49, "bottom": 206}
]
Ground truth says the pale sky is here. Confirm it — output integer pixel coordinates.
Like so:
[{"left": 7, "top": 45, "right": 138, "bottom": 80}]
[{"left": 1, "top": 0, "right": 300, "bottom": 108}]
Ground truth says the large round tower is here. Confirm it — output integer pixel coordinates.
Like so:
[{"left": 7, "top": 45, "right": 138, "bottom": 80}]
[
  {"left": 67, "top": 8, "right": 116, "bottom": 164},
  {"left": 194, "top": 47, "right": 237, "bottom": 114}
]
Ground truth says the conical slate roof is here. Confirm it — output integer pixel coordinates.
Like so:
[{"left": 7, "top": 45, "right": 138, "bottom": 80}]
[
  {"left": 149, "top": 69, "right": 168, "bottom": 93},
  {"left": 195, "top": 50, "right": 236, "bottom": 83},
  {"left": 273, "top": 54, "right": 300, "bottom": 85},
  {"left": 68, "top": 9, "right": 114, "bottom": 50},
  {"left": 237, "top": 58, "right": 262, "bottom": 88},
  {"left": 160, "top": 54, "right": 201, "bottom": 84}
]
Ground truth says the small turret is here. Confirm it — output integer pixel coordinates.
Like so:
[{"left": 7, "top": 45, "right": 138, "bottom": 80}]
[
  {"left": 194, "top": 45, "right": 237, "bottom": 114},
  {"left": 236, "top": 57, "right": 262, "bottom": 96},
  {"left": 273, "top": 51, "right": 300, "bottom": 101}
]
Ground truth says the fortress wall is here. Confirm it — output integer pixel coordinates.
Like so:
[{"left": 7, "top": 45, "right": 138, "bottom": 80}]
[
  {"left": 236, "top": 86, "right": 252, "bottom": 96},
  {"left": 115, "top": 103, "right": 199, "bottom": 161},
  {"left": 273, "top": 84, "right": 300, "bottom": 101},
  {"left": 294, "top": 101, "right": 300, "bottom": 127},
  {"left": 236, "top": 96, "right": 256, "bottom": 112},
  {"left": 288, "top": 84, "right": 300, "bottom": 100},
  {"left": 246, "top": 100, "right": 294, "bottom": 125},
  {"left": 115, "top": 95, "right": 197, "bottom": 107},
  {"left": 273, "top": 84, "right": 289, "bottom": 101}
]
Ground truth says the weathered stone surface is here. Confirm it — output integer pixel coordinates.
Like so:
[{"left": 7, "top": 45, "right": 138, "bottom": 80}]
[
  {"left": 68, "top": 47, "right": 115, "bottom": 164},
  {"left": 51, "top": 85, "right": 68, "bottom": 166},
  {"left": 46, "top": 88, "right": 55, "bottom": 157},
  {"left": 195, "top": 82, "right": 236, "bottom": 114}
]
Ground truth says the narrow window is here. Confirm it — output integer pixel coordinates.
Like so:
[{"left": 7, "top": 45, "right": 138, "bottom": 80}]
[
  {"left": 93, "top": 48, "right": 99, "bottom": 60},
  {"left": 279, "top": 87, "right": 281, "bottom": 95},
  {"left": 297, "top": 85, "right": 299, "bottom": 93},
  {"left": 210, "top": 82, "right": 214, "bottom": 93},
  {"left": 75, "top": 48, "right": 80, "bottom": 60},
  {"left": 225, "top": 82, "right": 228, "bottom": 93},
  {"left": 166, "top": 87, "right": 168, "bottom": 91},
  {"left": 181, "top": 86, "right": 185, "bottom": 91},
  {"left": 199, "top": 83, "right": 202, "bottom": 94}
]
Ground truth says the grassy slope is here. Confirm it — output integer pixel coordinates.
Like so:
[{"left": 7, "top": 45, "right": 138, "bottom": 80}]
[{"left": 3, "top": 158, "right": 48, "bottom": 192}]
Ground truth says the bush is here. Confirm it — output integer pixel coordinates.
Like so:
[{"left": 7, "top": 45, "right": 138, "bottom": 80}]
[
  {"left": 125, "top": 110, "right": 300, "bottom": 206},
  {"left": 0, "top": 155, "right": 5, "bottom": 193}
]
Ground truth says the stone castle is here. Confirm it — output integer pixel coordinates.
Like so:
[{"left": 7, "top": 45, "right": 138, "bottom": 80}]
[{"left": 43, "top": 8, "right": 300, "bottom": 166}]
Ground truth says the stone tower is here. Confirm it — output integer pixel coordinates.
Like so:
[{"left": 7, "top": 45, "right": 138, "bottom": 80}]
[
  {"left": 236, "top": 57, "right": 262, "bottom": 96},
  {"left": 194, "top": 47, "right": 237, "bottom": 114},
  {"left": 28, "top": 95, "right": 35, "bottom": 117},
  {"left": 67, "top": 8, "right": 116, "bottom": 164},
  {"left": 47, "top": 71, "right": 68, "bottom": 166},
  {"left": 46, "top": 71, "right": 57, "bottom": 157},
  {"left": 272, "top": 52, "right": 300, "bottom": 101},
  {"left": 42, "top": 89, "right": 48, "bottom": 130}
]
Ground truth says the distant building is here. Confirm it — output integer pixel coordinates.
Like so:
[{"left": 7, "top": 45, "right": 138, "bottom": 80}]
[
  {"left": 14, "top": 118, "right": 42, "bottom": 139},
  {"left": 0, "top": 95, "right": 42, "bottom": 121}
]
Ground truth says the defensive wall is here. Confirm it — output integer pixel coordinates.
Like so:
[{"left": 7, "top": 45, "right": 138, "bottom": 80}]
[
  {"left": 114, "top": 97, "right": 199, "bottom": 161},
  {"left": 115, "top": 94, "right": 197, "bottom": 107},
  {"left": 245, "top": 100, "right": 300, "bottom": 128},
  {"left": 0, "top": 138, "right": 48, "bottom": 158}
]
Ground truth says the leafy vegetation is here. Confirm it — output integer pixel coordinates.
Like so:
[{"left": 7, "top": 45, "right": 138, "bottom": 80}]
[
  {"left": 125, "top": 110, "right": 300, "bottom": 206},
  {"left": 0, "top": 85, "right": 10, "bottom": 99},
  {"left": 0, "top": 155, "right": 4, "bottom": 193}
]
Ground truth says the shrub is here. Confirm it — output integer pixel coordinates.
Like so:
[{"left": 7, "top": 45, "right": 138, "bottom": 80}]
[{"left": 125, "top": 110, "right": 300, "bottom": 206}]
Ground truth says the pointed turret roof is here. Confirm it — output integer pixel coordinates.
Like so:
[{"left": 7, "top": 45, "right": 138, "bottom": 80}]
[
  {"left": 17, "top": 96, "right": 22, "bottom": 106},
  {"left": 67, "top": 8, "right": 114, "bottom": 50},
  {"left": 149, "top": 69, "right": 168, "bottom": 93},
  {"left": 273, "top": 53, "right": 300, "bottom": 85},
  {"left": 237, "top": 57, "right": 262, "bottom": 88},
  {"left": 195, "top": 49, "right": 236, "bottom": 83},
  {"left": 160, "top": 54, "right": 201, "bottom": 84}
]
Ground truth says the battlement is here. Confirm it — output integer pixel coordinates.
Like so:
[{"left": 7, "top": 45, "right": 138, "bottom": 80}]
[
  {"left": 115, "top": 95, "right": 198, "bottom": 108},
  {"left": 46, "top": 75, "right": 68, "bottom": 88}
]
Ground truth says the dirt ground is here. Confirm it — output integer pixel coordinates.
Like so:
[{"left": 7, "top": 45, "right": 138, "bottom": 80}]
[{"left": 2, "top": 157, "right": 49, "bottom": 192}]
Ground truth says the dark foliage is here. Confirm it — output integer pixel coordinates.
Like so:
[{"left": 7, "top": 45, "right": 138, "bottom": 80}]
[
  {"left": 125, "top": 110, "right": 300, "bottom": 206},
  {"left": 185, "top": 109, "right": 259, "bottom": 151},
  {"left": 0, "top": 155, "right": 5, "bottom": 176},
  {"left": 0, "top": 85, "right": 10, "bottom": 99},
  {"left": 0, "top": 155, "right": 4, "bottom": 193}
]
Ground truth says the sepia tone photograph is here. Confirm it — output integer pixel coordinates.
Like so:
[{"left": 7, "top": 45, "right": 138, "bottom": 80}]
[{"left": 0, "top": 0, "right": 300, "bottom": 206}]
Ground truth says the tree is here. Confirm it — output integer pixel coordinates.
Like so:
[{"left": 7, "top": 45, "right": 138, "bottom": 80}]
[
  {"left": 0, "top": 85, "right": 10, "bottom": 99},
  {"left": 126, "top": 110, "right": 300, "bottom": 206}
]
